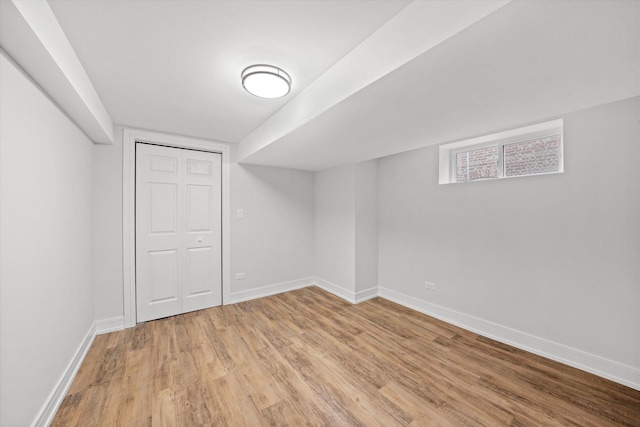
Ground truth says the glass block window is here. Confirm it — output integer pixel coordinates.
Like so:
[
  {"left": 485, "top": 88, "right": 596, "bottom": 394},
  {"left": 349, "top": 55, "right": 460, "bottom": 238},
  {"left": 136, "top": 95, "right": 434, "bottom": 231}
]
[
  {"left": 439, "top": 119, "right": 563, "bottom": 184},
  {"left": 504, "top": 135, "right": 561, "bottom": 177},
  {"left": 456, "top": 146, "right": 499, "bottom": 182}
]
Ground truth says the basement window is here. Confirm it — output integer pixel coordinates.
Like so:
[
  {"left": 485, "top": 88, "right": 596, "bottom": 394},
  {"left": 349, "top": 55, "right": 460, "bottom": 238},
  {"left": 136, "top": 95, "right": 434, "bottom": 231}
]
[{"left": 439, "top": 119, "right": 563, "bottom": 184}]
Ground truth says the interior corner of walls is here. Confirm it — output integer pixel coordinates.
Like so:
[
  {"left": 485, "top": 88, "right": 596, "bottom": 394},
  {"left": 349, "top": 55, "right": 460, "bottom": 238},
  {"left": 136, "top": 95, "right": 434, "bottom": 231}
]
[
  {"left": 112, "top": 125, "right": 127, "bottom": 145},
  {"left": 95, "top": 316, "right": 125, "bottom": 335},
  {"left": 31, "top": 321, "right": 96, "bottom": 427},
  {"left": 377, "top": 286, "right": 640, "bottom": 391},
  {"left": 229, "top": 143, "right": 239, "bottom": 164},
  {"left": 354, "top": 286, "right": 378, "bottom": 303},
  {"left": 312, "top": 277, "right": 356, "bottom": 304}
]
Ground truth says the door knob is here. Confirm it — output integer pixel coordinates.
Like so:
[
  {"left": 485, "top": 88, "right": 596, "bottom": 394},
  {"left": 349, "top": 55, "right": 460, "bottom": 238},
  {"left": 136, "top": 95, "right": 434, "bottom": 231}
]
[{"left": 197, "top": 236, "right": 204, "bottom": 243}]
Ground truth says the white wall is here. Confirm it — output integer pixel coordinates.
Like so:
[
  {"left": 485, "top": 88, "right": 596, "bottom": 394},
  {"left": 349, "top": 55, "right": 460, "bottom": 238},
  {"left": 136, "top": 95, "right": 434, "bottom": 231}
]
[
  {"left": 314, "top": 160, "right": 378, "bottom": 298},
  {"left": 355, "top": 160, "right": 378, "bottom": 293},
  {"left": 315, "top": 164, "right": 356, "bottom": 291},
  {"left": 230, "top": 162, "right": 315, "bottom": 296},
  {"left": 0, "top": 51, "right": 94, "bottom": 426},
  {"left": 93, "top": 127, "right": 124, "bottom": 321},
  {"left": 378, "top": 96, "right": 640, "bottom": 372}
]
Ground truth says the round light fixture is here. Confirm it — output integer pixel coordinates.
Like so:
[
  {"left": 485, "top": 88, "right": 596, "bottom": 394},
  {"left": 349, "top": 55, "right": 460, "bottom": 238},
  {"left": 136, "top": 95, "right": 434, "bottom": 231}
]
[{"left": 241, "top": 64, "right": 291, "bottom": 99}]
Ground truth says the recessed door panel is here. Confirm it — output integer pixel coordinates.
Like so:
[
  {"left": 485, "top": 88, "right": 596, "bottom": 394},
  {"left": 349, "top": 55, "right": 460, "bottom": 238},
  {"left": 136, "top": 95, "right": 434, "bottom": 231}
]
[
  {"left": 149, "top": 250, "right": 179, "bottom": 302},
  {"left": 151, "top": 155, "right": 178, "bottom": 173},
  {"left": 150, "top": 183, "right": 177, "bottom": 234},
  {"left": 136, "top": 143, "right": 222, "bottom": 323},
  {"left": 187, "top": 159, "right": 211, "bottom": 176},
  {"left": 187, "top": 247, "right": 212, "bottom": 296},
  {"left": 187, "top": 185, "right": 211, "bottom": 232}
]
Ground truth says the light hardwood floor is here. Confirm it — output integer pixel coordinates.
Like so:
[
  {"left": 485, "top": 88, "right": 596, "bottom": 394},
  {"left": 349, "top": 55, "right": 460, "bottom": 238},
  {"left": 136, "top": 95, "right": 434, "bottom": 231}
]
[{"left": 53, "top": 287, "right": 640, "bottom": 426}]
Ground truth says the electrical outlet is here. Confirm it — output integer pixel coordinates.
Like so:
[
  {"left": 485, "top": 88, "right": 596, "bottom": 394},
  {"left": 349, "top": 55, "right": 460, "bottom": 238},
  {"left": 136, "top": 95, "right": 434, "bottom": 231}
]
[
  {"left": 425, "top": 281, "right": 436, "bottom": 290},
  {"left": 235, "top": 272, "right": 245, "bottom": 280},
  {"left": 236, "top": 209, "right": 244, "bottom": 219}
]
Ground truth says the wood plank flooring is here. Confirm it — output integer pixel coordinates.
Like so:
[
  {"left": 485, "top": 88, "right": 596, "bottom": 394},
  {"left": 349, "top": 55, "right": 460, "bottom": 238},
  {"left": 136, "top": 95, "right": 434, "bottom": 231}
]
[{"left": 53, "top": 287, "right": 640, "bottom": 426}]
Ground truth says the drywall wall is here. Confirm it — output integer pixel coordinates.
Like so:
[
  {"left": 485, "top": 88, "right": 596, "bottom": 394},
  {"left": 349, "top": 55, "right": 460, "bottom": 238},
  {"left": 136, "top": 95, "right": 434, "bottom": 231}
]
[
  {"left": 315, "top": 164, "right": 357, "bottom": 291},
  {"left": 0, "top": 50, "right": 94, "bottom": 426},
  {"left": 314, "top": 160, "right": 379, "bottom": 298},
  {"left": 355, "top": 160, "right": 378, "bottom": 293},
  {"left": 93, "top": 127, "right": 124, "bottom": 321},
  {"left": 230, "top": 162, "right": 315, "bottom": 297},
  {"left": 378, "top": 96, "right": 640, "bottom": 372}
]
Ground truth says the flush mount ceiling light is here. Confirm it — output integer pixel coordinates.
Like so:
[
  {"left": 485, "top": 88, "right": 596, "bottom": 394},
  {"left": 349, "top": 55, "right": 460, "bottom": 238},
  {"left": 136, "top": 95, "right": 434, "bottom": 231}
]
[{"left": 241, "top": 64, "right": 291, "bottom": 99}]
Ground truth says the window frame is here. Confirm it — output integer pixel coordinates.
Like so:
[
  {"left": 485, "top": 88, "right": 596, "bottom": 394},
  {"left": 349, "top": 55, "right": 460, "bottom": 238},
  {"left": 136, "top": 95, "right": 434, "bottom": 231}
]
[{"left": 439, "top": 119, "right": 564, "bottom": 185}]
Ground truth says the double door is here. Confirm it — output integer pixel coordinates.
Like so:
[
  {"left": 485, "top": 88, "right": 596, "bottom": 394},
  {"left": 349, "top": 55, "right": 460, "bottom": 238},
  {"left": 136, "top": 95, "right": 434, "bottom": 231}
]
[{"left": 135, "top": 143, "right": 222, "bottom": 322}]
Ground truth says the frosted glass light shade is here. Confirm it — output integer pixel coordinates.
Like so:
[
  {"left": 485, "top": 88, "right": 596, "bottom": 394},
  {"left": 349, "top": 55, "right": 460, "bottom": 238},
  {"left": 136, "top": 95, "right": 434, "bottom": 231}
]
[{"left": 241, "top": 65, "right": 291, "bottom": 98}]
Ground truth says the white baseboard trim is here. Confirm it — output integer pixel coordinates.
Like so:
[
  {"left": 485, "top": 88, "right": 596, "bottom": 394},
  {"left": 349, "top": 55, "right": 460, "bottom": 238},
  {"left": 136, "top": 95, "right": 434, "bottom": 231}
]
[
  {"left": 229, "top": 277, "right": 313, "bottom": 304},
  {"left": 311, "top": 278, "right": 378, "bottom": 304},
  {"left": 312, "top": 277, "right": 356, "bottom": 303},
  {"left": 354, "top": 286, "right": 378, "bottom": 303},
  {"left": 96, "top": 316, "right": 125, "bottom": 335},
  {"left": 32, "top": 321, "right": 96, "bottom": 427},
  {"left": 378, "top": 286, "right": 640, "bottom": 391}
]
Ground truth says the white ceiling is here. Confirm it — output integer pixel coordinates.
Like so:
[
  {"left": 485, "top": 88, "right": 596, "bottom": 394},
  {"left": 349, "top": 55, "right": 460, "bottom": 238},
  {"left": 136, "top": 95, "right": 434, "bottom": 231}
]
[
  {"left": 244, "top": 0, "right": 640, "bottom": 170},
  {"left": 41, "top": 0, "right": 640, "bottom": 171},
  {"left": 48, "top": 0, "right": 411, "bottom": 143}
]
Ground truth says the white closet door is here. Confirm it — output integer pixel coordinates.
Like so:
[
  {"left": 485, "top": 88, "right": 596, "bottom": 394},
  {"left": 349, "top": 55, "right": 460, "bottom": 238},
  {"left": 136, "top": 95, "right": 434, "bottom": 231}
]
[
  {"left": 136, "top": 143, "right": 221, "bottom": 322},
  {"left": 182, "top": 148, "right": 222, "bottom": 313}
]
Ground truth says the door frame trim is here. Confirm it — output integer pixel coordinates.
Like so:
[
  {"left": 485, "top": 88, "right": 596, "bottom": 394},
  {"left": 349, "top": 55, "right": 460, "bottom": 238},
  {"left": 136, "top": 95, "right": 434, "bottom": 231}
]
[{"left": 122, "top": 127, "right": 231, "bottom": 328}]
